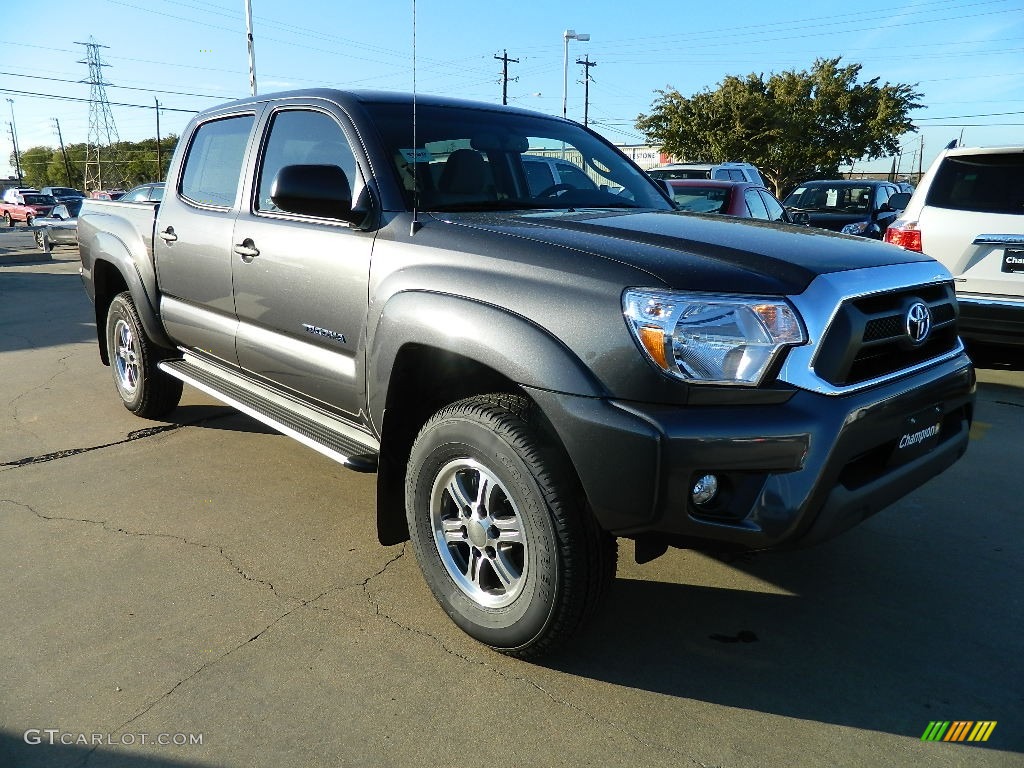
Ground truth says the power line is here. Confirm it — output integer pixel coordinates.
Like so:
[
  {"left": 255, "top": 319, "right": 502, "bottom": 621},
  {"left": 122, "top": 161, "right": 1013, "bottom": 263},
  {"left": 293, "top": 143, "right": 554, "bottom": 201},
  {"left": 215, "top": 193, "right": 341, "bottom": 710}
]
[
  {"left": 0, "top": 71, "right": 234, "bottom": 101},
  {"left": 0, "top": 89, "right": 199, "bottom": 114}
]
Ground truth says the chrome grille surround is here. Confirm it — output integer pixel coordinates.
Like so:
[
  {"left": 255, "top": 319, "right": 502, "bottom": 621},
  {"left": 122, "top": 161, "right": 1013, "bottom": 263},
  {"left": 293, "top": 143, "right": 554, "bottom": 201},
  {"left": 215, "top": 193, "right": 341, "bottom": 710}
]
[{"left": 779, "top": 262, "right": 966, "bottom": 396}]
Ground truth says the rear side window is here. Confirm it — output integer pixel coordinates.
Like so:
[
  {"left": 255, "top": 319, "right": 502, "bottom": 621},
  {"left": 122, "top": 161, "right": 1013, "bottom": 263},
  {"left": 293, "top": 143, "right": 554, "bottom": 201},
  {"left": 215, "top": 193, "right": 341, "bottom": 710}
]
[
  {"left": 744, "top": 189, "right": 769, "bottom": 219},
  {"left": 926, "top": 153, "right": 1024, "bottom": 215},
  {"left": 180, "top": 114, "right": 255, "bottom": 208},
  {"left": 758, "top": 190, "right": 786, "bottom": 222}
]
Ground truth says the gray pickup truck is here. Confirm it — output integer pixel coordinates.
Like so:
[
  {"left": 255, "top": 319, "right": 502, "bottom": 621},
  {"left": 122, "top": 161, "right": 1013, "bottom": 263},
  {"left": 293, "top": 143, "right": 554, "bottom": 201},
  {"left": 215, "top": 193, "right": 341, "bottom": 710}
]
[{"left": 78, "top": 89, "right": 975, "bottom": 657}]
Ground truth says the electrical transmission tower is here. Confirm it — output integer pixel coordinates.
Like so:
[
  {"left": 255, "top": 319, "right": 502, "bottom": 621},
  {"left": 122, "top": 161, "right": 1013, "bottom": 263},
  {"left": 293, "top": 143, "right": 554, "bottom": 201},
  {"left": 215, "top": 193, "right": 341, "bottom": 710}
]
[{"left": 77, "top": 37, "right": 124, "bottom": 191}]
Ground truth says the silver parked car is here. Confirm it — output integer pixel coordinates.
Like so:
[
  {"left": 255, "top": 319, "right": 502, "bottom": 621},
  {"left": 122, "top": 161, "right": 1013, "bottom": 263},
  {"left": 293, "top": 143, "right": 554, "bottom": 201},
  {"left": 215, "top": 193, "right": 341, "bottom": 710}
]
[{"left": 33, "top": 198, "right": 82, "bottom": 249}]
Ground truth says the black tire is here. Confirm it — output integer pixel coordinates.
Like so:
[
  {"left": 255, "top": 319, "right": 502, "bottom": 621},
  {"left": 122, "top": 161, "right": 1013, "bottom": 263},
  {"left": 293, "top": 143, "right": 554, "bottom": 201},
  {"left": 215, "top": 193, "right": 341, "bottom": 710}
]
[
  {"left": 3, "top": 212, "right": 11, "bottom": 227},
  {"left": 34, "top": 230, "right": 45, "bottom": 250},
  {"left": 405, "top": 394, "right": 616, "bottom": 658},
  {"left": 105, "top": 291, "right": 183, "bottom": 418},
  {"left": 25, "top": 215, "right": 34, "bottom": 227}
]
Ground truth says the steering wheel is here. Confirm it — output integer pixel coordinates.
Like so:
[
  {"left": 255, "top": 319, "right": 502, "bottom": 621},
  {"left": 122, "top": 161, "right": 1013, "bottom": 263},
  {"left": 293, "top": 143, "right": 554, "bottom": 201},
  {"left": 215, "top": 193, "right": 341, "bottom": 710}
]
[{"left": 536, "top": 183, "right": 576, "bottom": 198}]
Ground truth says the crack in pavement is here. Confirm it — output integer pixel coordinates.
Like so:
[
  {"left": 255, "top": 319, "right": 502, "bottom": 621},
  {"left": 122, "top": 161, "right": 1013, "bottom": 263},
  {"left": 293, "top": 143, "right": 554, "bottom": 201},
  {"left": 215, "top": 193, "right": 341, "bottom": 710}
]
[
  {"left": 6, "top": 350, "right": 74, "bottom": 443},
  {"left": 73, "top": 551, "right": 411, "bottom": 768},
  {"left": 1, "top": 409, "right": 239, "bottom": 471},
  {"left": 2, "top": 498, "right": 289, "bottom": 600},
  {"left": 357, "top": 549, "right": 708, "bottom": 764}
]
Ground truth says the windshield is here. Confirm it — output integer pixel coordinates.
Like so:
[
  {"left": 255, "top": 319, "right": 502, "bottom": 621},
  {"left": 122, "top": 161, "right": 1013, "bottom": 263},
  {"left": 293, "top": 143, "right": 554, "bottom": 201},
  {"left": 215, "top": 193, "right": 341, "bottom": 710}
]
[
  {"left": 365, "top": 102, "right": 671, "bottom": 212},
  {"left": 784, "top": 184, "right": 873, "bottom": 213}
]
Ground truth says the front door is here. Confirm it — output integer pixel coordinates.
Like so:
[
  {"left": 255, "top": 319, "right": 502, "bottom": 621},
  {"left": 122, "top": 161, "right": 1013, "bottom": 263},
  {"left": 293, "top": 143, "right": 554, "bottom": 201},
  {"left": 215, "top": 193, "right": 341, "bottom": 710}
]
[{"left": 231, "top": 106, "right": 373, "bottom": 419}]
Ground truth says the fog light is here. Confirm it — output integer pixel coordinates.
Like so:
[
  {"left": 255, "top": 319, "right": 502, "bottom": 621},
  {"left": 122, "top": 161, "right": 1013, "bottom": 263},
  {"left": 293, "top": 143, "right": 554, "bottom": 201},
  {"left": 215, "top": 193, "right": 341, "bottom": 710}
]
[{"left": 691, "top": 474, "right": 719, "bottom": 506}]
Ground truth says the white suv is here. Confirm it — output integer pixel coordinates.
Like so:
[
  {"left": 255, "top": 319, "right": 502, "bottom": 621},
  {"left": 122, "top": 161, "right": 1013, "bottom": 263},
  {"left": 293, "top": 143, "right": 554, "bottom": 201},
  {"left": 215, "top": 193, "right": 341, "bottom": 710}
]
[
  {"left": 647, "top": 162, "right": 765, "bottom": 186},
  {"left": 885, "top": 146, "right": 1024, "bottom": 347}
]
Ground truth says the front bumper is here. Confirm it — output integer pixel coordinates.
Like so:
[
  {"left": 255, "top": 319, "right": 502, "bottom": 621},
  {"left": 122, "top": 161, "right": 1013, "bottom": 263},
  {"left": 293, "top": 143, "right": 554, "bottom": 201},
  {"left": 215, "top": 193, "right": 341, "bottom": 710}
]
[{"left": 527, "top": 352, "right": 975, "bottom": 551}]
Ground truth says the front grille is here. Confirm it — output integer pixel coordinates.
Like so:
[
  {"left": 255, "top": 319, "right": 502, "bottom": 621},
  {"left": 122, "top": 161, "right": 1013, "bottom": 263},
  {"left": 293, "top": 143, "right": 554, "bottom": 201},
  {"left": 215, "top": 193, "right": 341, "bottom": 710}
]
[{"left": 814, "top": 283, "right": 960, "bottom": 387}]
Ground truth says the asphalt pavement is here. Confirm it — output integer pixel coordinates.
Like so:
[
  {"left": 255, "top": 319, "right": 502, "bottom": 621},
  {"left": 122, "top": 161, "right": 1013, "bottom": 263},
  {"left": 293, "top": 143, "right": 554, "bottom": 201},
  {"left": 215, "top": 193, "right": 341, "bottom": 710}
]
[{"left": 1, "top": 229, "right": 1021, "bottom": 767}]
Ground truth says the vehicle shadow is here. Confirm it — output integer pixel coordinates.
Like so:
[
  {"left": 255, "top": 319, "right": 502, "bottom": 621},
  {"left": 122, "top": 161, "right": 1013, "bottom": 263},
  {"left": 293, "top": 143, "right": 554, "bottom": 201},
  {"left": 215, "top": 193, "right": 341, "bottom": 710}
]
[
  {"left": 968, "top": 342, "right": 1024, "bottom": 372},
  {"left": 542, "top": 516, "right": 1020, "bottom": 751},
  {"left": 165, "top": 404, "right": 280, "bottom": 436}
]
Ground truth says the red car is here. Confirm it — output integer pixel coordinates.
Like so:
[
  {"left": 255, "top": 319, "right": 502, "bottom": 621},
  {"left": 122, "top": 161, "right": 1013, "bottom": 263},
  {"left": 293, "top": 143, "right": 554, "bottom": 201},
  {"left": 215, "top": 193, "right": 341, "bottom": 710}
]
[
  {"left": 0, "top": 192, "right": 57, "bottom": 226},
  {"left": 665, "top": 179, "right": 796, "bottom": 223}
]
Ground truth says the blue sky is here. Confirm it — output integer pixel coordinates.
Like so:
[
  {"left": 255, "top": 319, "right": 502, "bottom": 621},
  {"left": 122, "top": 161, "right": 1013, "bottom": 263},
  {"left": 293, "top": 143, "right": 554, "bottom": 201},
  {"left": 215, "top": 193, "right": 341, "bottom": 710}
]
[{"left": 3, "top": 0, "right": 1022, "bottom": 180}]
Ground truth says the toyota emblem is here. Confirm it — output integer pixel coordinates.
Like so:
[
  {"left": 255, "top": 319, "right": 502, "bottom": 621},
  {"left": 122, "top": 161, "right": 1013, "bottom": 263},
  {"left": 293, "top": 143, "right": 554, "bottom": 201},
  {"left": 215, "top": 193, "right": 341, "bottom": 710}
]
[{"left": 905, "top": 302, "right": 932, "bottom": 345}]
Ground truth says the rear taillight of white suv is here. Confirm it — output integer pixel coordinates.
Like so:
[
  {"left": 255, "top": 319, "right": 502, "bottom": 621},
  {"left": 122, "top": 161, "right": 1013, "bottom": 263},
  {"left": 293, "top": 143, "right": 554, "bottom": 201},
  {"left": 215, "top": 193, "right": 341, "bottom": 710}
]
[{"left": 883, "top": 219, "right": 922, "bottom": 252}]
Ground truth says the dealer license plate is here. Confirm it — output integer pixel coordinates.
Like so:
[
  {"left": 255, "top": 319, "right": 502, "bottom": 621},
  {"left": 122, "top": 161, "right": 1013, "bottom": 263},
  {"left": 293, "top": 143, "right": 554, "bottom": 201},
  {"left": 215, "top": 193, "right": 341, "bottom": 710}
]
[
  {"left": 1002, "top": 248, "right": 1024, "bottom": 273},
  {"left": 889, "top": 405, "right": 943, "bottom": 467}
]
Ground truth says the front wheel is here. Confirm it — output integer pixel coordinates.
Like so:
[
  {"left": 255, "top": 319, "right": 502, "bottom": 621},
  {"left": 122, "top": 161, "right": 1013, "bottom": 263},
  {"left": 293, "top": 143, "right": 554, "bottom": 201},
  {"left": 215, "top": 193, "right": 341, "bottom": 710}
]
[
  {"left": 105, "top": 291, "right": 183, "bottom": 418},
  {"left": 405, "top": 394, "right": 616, "bottom": 658},
  {"left": 34, "top": 230, "right": 45, "bottom": 249},
  {"left": 3, "top": 212, "right": 11, "bottom": 227}
]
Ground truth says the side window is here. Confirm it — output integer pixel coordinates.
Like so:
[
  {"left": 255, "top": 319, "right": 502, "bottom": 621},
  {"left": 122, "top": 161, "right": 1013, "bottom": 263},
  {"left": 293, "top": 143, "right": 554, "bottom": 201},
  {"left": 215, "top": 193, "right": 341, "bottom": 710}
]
[
  {"left": 758, "top": 190, "right": 786, "bottom": 222},
  {"left": 874, "top": 185, "right": 891, "bottom": 209},
  {"left": 744, "top": 189, "right": 770, "bottom": 219},
  {"left": 523, "top": 159, "right": 556, "bottom": 196},
  {"left": 555, "top": 162, "right": 597, "bottom": 190},
  {"left": 180, "top": 114, "right": 254, "bottom": 208},
  {"left": 122, "top": 187, "right": 149, "bottom": 202},
  {"left": 257, "top": 109, "right": 359, "bottom": 214}
]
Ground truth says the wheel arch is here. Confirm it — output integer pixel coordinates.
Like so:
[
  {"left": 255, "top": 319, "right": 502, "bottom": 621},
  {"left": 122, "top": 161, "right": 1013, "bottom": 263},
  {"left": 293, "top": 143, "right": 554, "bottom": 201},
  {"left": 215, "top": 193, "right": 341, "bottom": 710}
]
[
  {"left": 91, "top": 247, "right": 174, "bottom": 365},
  {"left": 370, "top": 292, "right": 605, "bottom": 546}
]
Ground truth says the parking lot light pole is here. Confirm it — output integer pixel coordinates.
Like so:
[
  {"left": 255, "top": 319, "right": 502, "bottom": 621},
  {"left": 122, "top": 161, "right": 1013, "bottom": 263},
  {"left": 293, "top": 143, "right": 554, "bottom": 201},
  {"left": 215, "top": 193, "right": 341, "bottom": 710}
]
[{"left": 562, "top": 29, "right": 589, "bottom": 119}]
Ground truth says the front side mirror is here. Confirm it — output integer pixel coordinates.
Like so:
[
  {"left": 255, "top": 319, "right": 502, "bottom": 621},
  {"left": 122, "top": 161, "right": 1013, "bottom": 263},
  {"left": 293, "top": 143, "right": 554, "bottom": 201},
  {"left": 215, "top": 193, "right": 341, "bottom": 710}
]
[
  {"left": 271, "top": 164, "right": 364, "bottom": 224},
  {"left": 790, "top": 211, "right": 811, "bottom": 226}
]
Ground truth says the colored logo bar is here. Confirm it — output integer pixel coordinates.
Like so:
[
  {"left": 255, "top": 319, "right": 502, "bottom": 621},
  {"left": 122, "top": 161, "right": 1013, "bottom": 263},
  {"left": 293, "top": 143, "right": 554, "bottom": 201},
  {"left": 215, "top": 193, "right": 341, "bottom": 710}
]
[{"left": 921, "top": 721, "right": 997, "bottom": 742}]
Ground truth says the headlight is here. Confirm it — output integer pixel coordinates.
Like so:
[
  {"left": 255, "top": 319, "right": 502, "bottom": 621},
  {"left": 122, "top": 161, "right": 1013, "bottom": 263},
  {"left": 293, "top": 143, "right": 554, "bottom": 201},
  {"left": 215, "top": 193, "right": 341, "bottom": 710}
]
[
  {"left": 623, "top": 290, "right": 806, "bottom": 385},
  {"left": 841, "top": 221, "right": 870, "bottom": 235}
]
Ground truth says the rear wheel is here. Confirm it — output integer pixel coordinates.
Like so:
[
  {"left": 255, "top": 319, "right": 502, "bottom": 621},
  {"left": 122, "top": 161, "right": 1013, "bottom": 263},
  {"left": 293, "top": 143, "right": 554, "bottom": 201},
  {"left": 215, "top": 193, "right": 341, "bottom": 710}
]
[
  {"left": 34, "top": 230, "right": 45, "bottom": 249},
  {"left": 3, "top": 212, "right": 11, "bottom": 227},
  {"left": 405, "top": 394, "right": 616, "bottom": 658},
  {"left": 105, "top": 291, "right": 182, "bottom": 418}
]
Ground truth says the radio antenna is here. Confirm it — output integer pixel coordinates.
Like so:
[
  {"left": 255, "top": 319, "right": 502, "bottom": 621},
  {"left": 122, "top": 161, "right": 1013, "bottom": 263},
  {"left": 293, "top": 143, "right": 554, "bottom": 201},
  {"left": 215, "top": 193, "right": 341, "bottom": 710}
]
[{"left": 410, "top": 0, "right": 422, "bottom": 235}]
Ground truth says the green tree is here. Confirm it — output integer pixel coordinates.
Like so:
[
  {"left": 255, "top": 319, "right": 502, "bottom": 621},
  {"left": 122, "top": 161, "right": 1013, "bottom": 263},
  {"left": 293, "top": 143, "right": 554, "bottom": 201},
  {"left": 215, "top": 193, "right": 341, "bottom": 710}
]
[
  {"left": 9, "top": 135, "right": 178, "bottom": 191},
  {"left": 635, "top": 58, "right": 922, "bottom": 196}
]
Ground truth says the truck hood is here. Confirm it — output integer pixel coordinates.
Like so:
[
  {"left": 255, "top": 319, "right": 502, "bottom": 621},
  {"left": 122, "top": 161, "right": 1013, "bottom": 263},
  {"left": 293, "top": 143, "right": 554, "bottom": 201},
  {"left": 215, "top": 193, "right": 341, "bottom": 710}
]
[{"left": 433, "top": 209, "right": 932, "bottom": 295}]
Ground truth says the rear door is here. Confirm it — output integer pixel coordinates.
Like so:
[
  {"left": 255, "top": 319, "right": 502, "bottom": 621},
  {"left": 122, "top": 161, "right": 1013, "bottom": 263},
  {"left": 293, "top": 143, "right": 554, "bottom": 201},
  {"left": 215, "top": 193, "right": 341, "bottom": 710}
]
[
  {"left": 917, "top": 152, "right": 1024, "bottom": 298},
  {"left": 231, "top": 104, "right": 373, "bottom": 418},
  {"left": 155, "top": 111, "right": 258, "bottom": 366}
]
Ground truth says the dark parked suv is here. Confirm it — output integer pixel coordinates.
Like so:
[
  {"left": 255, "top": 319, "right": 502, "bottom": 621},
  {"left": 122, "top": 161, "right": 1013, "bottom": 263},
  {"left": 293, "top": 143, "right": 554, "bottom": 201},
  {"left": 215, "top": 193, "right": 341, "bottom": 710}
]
[{"left": 785, "top": 179, "right": 903, "bottom": 238}]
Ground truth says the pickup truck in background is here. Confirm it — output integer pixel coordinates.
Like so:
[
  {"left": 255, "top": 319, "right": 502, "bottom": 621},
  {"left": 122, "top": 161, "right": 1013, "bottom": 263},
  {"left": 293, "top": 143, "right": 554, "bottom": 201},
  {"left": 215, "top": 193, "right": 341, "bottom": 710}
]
[
  {"left": 1, "top": 190, "right": 57, "bottom": 226},
  {"left": 77, "top": 89, "right": 976, "bottom": 658}
]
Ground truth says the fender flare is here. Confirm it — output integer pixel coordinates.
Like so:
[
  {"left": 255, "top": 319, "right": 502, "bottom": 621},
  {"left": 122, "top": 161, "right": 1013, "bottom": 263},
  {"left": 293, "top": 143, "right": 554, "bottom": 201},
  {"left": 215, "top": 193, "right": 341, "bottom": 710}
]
[
  {"left": 368, "top": 290, "right": 606, "bottom": 431},
  {"left": 90, "top": 230, "right": 174, "bottom": 354}
]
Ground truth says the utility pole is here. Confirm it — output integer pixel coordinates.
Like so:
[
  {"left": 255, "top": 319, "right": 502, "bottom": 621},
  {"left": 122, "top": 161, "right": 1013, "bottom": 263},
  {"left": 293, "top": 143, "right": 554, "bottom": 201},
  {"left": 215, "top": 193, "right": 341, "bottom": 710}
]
[
  {"left": 7, "top": 99, "right": 23, "bottom": 185},
  {"left": 918, "top": 135, "right": 924, "bottom": 183},
  {"left": 576, "top": 55, "right": 597, "bottom": 127},
  {"left": 155, "top": 98, "right": 163, "bottom": 180},
  {"left": 494, "top": 50, "right": 519, "bottom": 106},
  {"left": 52, "top": 118, "right": 73, "bottom": 186},
  {"left": 245, "top": 0, "right": 258, "bottom": 96}
]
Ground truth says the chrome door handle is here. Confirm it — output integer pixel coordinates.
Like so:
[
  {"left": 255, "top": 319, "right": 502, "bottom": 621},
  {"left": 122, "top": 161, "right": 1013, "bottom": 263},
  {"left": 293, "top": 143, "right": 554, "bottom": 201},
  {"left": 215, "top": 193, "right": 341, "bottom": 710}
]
[
  {"left": 158, "top": 227, "right": 177, "bottom": 243},
  {"left": 233, "top": 240, "right": 260, "bottom": 262}
]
